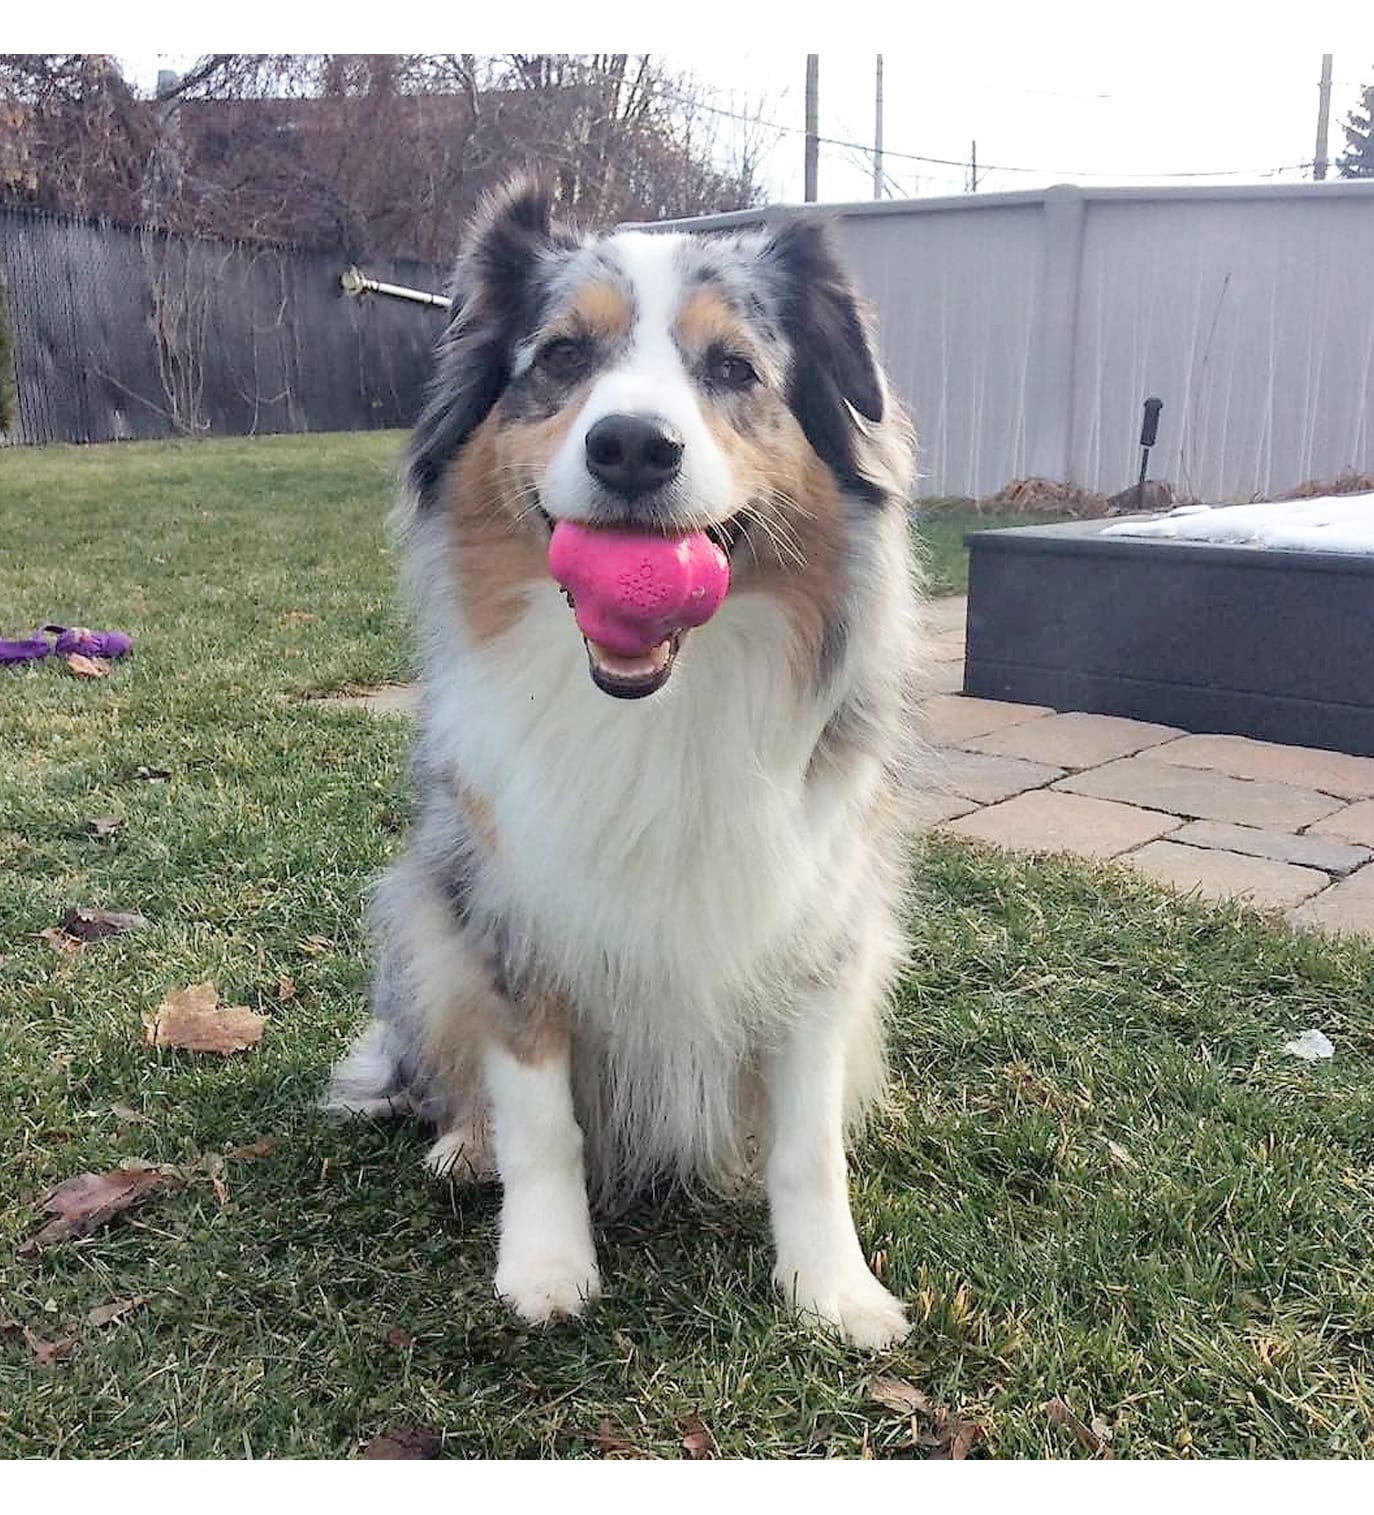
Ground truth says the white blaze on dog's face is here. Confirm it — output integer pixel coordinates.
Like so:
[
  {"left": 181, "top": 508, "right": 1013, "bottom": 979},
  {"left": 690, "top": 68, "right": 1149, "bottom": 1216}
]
[
  {"left": 537, "top": 232, "right": 742, "bottom": 533},
  {"left": 406, "top": 182, "right": 893, "bottom": 700}
]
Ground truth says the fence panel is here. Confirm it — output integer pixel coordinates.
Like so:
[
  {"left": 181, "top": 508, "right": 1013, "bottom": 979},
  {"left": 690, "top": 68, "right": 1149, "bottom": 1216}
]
[
  {"left": 0, "top": 207, "right": 449, "bottom": 446},
  {"left": 636, "top": 183, "right": 1374, "bottom": 502}
]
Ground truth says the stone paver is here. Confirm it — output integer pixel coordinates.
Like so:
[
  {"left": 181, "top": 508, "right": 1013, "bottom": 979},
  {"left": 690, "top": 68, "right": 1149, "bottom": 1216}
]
[
  {"left": 928, "top": 596, "right": 968, "bottom": 634},
  {"left": 1168, "top": 820, "right": 1371, "bottom": 877},
  {"left": 916, "top": 792, "right": 981, "bottom": 826},
  {"left": 1288, "top": 866, "right": 1374, "bottom": 937},
  {"left": 963, "top": 711, "right": 1179, "bottom": 770},
  {"left": 929, "top": 630, "right": 967, "bottom": 664},
  {"left": 1152, "top": 733, "right": 1374, "bottom": 801},
  {"left": 1055, "top": 755, "right": 1345, "bottom": 832},
  {"left": 942, "top": 789, "right": 1179, "bottom": 861},
  {"left": 935, "top": 749, "right": 1063, "bottom": 806},
  {"left": 1308, "top": 800, "right": 1374, "bottom": 849},
  {"left": 1126, "top": 840, "right": 1329, "bottom": 911},
  {"left": 921, "top": 694, "right": 1051, "bottom": 745},
  {"left": 926, "top": 661, "right": 965, "bottom": 694}
]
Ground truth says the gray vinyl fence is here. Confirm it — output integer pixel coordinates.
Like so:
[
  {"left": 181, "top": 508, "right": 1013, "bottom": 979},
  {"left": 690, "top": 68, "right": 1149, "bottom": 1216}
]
[
  {"left": 0, "top": 206, "right": 447, "bottom": 446},
  {"left": 635, "top": 181, "right": 1374, "bottom": 503}
]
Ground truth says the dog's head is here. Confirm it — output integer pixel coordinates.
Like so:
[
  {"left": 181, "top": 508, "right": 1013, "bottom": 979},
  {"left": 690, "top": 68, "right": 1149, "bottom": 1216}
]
[{"left": 410, "top": 179, "right": 910, "bottom": 698}]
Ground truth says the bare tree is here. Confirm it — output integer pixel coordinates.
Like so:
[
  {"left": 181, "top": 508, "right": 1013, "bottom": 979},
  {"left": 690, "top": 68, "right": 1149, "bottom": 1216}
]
[
  {"left": 1, "top": 53, "right": 770, "bottom": 257},
  {"left": 0, "top": 55, "right": 161, "bottom": 222}
]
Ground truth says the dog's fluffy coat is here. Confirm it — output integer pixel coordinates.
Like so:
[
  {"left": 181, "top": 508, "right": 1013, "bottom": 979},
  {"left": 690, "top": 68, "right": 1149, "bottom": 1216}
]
[{"left": 329, "top": 182, "right": 923, "bottom": 1348}]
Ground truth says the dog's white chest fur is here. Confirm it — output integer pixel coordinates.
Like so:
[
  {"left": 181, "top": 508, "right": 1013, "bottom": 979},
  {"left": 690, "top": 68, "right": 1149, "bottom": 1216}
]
[{"left": 429, "top": 583, "right": 868, "bottom": 1024}]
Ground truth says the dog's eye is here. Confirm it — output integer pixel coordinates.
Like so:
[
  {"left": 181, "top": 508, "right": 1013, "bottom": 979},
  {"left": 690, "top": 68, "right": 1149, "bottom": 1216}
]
[
  {"left": 707, "top": 352, "right": 758, "bottom": 391},
  {"left": 538, "top": 338, "right": 590, "bottom": 381}
]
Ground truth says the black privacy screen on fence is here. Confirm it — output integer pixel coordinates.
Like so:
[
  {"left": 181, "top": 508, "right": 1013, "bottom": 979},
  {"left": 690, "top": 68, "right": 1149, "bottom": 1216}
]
[{"left": 0, "top": 206, "right": 448, "bottom": 446}]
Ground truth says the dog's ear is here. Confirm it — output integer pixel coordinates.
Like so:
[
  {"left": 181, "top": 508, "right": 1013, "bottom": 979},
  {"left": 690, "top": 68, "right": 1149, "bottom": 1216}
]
[
  {"left": 763, "top": 218, "right": 886, "bottom": 501},
  {"left": 409, "top": 179, "right": 575, "bottom": 508}
]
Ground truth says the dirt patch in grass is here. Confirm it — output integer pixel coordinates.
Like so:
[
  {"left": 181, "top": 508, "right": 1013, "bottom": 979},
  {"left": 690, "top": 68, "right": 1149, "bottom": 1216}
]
[{"left": 309, "top": 683, "right": 418, "bottom": 717}]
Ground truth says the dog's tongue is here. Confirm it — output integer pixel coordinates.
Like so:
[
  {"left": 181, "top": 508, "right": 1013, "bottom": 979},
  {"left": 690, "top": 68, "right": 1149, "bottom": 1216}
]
[{"left": 548, "top": 521, "right": 730, "bottom": 657}]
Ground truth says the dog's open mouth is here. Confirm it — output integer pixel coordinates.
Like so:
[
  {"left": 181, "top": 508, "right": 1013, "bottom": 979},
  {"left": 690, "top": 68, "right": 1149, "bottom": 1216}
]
[
  {"left": 584, "top": 631, "right": 682, "bottom": 700},
  {"left": 548, "top": 519, "right": 732, "bottom": 701}
]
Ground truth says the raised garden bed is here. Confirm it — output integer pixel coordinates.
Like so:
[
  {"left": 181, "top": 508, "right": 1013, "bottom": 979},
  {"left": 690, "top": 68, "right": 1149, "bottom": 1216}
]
[{"left": 962, "top": 517, "right": 1374, "bottom": 758}]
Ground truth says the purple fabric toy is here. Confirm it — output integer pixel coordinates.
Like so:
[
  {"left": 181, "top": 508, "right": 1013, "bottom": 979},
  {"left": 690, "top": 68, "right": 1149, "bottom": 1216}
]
[
  {"left": 0, "top": 634, "right": 51, "bottom": 664},
  {"left": 1, "top": 626, "right": 135, "bottom": 664},
  {"left": 45, "top": 626, "right": 135, "bottom": 659}
]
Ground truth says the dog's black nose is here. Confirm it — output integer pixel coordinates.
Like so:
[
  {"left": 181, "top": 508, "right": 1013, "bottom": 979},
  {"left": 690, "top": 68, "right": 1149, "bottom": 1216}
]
[{"left": 585, "top": 413, "right": 684, "bottom": 498}]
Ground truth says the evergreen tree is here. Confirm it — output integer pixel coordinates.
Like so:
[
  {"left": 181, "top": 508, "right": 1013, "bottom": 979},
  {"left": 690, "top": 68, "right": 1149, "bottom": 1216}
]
[{"left": 1337, "top": 68, "right": 1374, "bottom": 177}]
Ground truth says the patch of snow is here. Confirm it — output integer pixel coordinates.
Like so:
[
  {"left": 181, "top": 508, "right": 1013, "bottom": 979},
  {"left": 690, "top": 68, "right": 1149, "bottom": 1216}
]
[
  {"left": 1102, "top": 493, "right": 1374, "bottom": 554},
  {"left": 1281, "top": 1029, "right": 1334, "bottom": 1061}
]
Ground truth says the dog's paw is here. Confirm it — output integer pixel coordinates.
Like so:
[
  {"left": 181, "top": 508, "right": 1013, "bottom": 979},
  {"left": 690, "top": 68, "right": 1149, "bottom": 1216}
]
[
  {"left": 774, "top": 1262, "right": 911, "bottom": 1351},
  {"left": 424, "top": 1124, "right": 496, "bottom": 1184},
  {"left": 496, "top": 1253, "right": 602, "bottom": 1326}
]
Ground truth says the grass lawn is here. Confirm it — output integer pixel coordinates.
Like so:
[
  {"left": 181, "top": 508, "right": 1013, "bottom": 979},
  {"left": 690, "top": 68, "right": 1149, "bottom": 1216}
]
[
  {"left": 3, "top": 432, "right": 1374, "bottom": 1459},
  {"left": 916, "top": 501, "right": 1069, "bottom": 596}
]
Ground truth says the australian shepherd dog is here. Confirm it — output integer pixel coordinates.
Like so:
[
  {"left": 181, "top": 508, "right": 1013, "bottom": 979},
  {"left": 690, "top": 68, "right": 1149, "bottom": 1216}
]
[{"left": 329, "top": 180, "right": 923, "bottom": 1350}]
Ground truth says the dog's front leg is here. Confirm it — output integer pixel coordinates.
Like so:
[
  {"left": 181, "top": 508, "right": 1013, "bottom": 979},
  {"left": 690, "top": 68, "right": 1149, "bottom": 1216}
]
[
  {"left": 764, "top": 1000, "right": 909, "bottom": 1351},
  {"left": 483, "top": 1037, "right": 601, "bottom": 1324}
]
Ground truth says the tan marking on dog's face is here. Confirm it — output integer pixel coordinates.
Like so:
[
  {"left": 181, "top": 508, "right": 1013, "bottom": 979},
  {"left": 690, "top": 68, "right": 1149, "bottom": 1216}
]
[
  {"left": 562, "top": 281, "right": 633, "bottom": 344},
  {"left": 673, "top": 287, "right": 845, "bottom": 682},
  {"left": 753, "top": 440, "right": 849, "bottom": 683},
  {"left": 447, "top": 406, "right": 581, "bottom": 646},
  {"left": 689, "top": 388, "right": 847, "bottom": 684},
  {"left": 674, "top": 287, "right": 755, "bottom": 357}
]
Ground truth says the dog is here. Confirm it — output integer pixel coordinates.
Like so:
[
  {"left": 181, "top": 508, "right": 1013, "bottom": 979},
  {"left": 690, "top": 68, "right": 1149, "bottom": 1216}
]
[{"left": 329, "top": 180, "right": 923, "bottom": 1350}]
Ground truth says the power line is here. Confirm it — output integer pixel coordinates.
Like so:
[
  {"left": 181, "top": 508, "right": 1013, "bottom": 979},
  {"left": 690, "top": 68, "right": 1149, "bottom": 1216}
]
[{"left": 648, "top": 77, "right": 1321, "bottom": 184}]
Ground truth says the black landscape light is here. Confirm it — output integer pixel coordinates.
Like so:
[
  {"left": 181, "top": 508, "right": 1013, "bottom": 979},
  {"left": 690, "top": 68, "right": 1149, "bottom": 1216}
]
[{"left": 1136, "top": 396, "right": 1164, "bottom": 513}]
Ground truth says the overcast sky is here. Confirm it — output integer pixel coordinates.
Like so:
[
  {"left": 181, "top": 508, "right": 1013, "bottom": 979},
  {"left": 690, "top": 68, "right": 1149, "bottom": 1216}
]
[
  {"left": 52, "top": 2, "right": 1373, "bottom": 209},
  {"left": 677, "top": 47, "right": 1373, "bottom": 203}
]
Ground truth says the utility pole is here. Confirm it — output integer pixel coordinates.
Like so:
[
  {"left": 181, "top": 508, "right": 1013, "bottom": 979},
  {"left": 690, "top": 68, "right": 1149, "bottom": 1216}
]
[
  {"left": 873, "top": 55, "right": 884, "bottom": 199},
  {"left": 1314, "top": 53, "right": 1333, "bottom": 180},
  {"left": 805, "top": 55, "right": 819, "bottom": 203},
  {"left": 970, "top": 140, "right": 978, "bottom": 193}
]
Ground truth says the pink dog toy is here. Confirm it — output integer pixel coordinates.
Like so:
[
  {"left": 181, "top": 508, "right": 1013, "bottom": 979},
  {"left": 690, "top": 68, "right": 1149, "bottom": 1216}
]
[{"left": 548, "top": 522, "right": 730, "bottom": 656}]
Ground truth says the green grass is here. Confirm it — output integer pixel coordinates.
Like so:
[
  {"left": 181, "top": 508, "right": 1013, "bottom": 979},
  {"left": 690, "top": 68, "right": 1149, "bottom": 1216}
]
[
  {"left": 917, "top": 501, "right": 1071, "bottom": 597},
  {"left": 3, "top": 432, "right": 1374, "bottom": 1459}
]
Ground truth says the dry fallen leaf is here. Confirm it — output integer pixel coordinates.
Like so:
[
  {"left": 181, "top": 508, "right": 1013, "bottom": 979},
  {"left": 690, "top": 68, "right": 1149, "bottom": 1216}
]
[
  {"left": 276, "top": 975, "right": 297, "bottom": 1002},
  {"left": 87, "top": 1295, "right": 151, "bottom": 1328},
  {"left": 88, "top": 815, "right": 126, "bottom": 839},
  {"left": 228, "top": 1138, "right": 275, "bottom": 1161},
  {"left": 869, "top": 1375, "right": 933, "bottom": 1416},
  {"left": 205, "top": 1153, "right": 229, "bottom": 1207},
  {"left": 38, "top": 927, "right": 83, "bottom": 953},
  {"left": 20, "top": 1168, "right": 168, "bottom": 1255},
  {"left": 591, "top": 1418, "right": 648, "bottom": 1459},
  {"left": 23, "top": 1326, "right": 76, "bottom": 1366},
  {"left": 679, "top": 1410, "right": 714, "bottom": 1460},
  {"left": 144, "top": 983, "right": 266, "bottom": 1055},
  {"left": 58, "top": 906, "right": 149, "bottom": 943},
  {"left": 1046, "top": 1397, "right": 1112, "bottom": 1457},
  {"left": 359, "top": 1427, "right": 441, "bottom": 1460},
  {"left": 927, "top": 1408, "right": 987, "bottom": 1461},
  {"left": 64, "top": 652, "right": 109, "bottom": 679}
]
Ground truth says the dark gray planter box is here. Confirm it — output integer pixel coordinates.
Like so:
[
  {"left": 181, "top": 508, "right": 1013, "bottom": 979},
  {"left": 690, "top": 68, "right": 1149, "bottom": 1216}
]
[{"left": 962, "top": 518, "right": 1374, "bottom": 758}]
